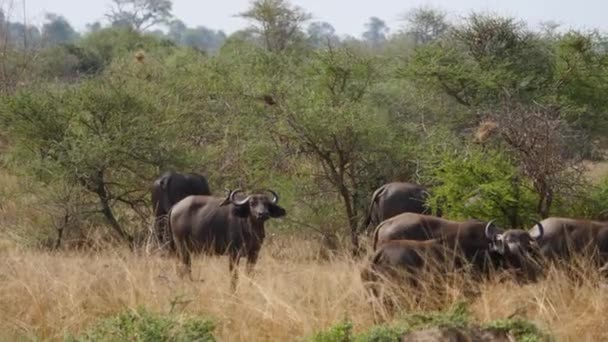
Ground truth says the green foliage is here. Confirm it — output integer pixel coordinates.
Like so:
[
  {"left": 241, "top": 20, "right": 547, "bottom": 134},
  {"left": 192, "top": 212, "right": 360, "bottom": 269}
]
[
  {"left": 238, "top": 0, "right": 312, "bottom": 52},
  {"left": 484, "top": 318, "right": 552, "bottom": 342},
  {"left": 36, "top": 44, "right": 105, "bottom": 79},
  {"left": 41, "top": 13, "right": 80, "bottom": 46},
  {"left": 106, "top": 0, "right": 173, "bottom": 32},
  {"left": 79, "top": 27, "right": 177, "bottom": 68},
  {"left": 0, "top": 55, "right": 195, "bottom": 241},
  {"left": 402, "top": 301, "right": 470, "bottom": 330},
  {"left": 552, "top": 32, "right": 608, "bottom": 137},
  {"left": 405, "top": 13, "right": 553, "bottom": 111},
  {"left": 309, "top": 321, "right": 353, "bottom": 342},
  {"left": 2, "top": 2, "right": 607, "bottom": 249},
  {"left": 66, "top": 307, "right": 215, "bottom": 342},
  {"left": 307, "top": 303, "right": 550, "bottom": 342},
  {"left": 354, "top": 325, "right": 407, "bottom": 342},
  {"left": 425, "top": 147, "right": 538, "bottom": 227},
  {"left": 557, "top": 175, "right": 608, "bottom": 219}
]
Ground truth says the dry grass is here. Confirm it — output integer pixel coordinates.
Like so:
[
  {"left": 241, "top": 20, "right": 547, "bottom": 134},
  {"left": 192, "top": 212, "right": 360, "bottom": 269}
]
[
  {"left": 1, "top": 238, "right": 608, "bottom": 341},
  {"left": 583, "top": 159, "right": 608, "bottom": 183}
]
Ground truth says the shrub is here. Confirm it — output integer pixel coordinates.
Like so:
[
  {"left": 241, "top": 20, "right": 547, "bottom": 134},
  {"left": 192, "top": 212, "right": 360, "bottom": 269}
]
[
  {"left": 484, "top": 318, "right": 551, "bottom": 342},
  {"left": 425, "top": 147, "right": 538, "bottom": 228},
  {"left": 65, "top": 307, "right": 216, "bottom": 342},
  {"left": 307, "top": 302, "right": 551, "bottom": 342}
]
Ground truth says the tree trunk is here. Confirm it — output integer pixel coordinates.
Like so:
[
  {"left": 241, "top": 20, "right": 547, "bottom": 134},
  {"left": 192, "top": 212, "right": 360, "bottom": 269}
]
[
  {"left": 539, "top": 189, "right": 553, "bottom": 219},
  {"left": 338, "top": 185, "right": 360, "bottom": 257},
  {"left": 510, "top": 175, "right": 521, "bottom": 228},
  {"left": 536, "top": 182, "right": 553, "bottom": 219},
  {"left": 92, "top": 170, "right": 134, "bottom": 246},
  {"left": 53, "top": 213, "right": 69, "bottom": 250}
]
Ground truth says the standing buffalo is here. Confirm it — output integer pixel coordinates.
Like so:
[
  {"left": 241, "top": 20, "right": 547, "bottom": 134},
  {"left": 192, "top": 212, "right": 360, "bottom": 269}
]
[
  {"left": 168, "top": 189, "right": 286, "bottom": 290},
  {"left": 363, "top": 182, "right": 439, "bottom": 233},
  {"left": 151, "top": 171, "right": 211, "bottom": 245},
  {"left": 371, "top": 213, "right": 541, "bottom": 278},
  {"left": 526, "top": 217, "right": 608, "bottom": 266}
]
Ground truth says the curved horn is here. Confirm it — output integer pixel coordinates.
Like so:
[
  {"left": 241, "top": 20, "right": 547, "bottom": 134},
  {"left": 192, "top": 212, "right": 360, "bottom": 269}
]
[
  {"left": 484, "top": 219, "right": 497, "bottom": 239},
  {"left": 531, "top": 219, "right": 544, "bottom": 240},
  {"left": 266, "top": 189, "right": 279, "bottom": 204},
  {"left": 230, "top": 189, "right": 250, "bottom": 206}
]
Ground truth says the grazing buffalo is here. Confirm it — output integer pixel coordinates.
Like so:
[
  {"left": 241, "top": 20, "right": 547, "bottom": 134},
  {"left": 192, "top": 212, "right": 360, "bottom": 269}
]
[
  {"left": 371, "top": 213, "right": 540, "bottom": 278},
  {"left": 526, "top": 217, "right": 608, "bottom": 266},
  {"left": 151, "top": 171, "right": 211, "bottom": 245},
  {"left": 363, "top": 182, "right": 439, "bottom": 233},
  {"left": 168, "top": 189, "right": 286, "bottom": 290}
]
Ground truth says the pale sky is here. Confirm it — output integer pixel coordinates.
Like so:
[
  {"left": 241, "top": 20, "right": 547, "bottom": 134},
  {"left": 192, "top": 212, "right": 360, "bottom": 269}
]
[{"left": 5, "top": 0, "right": 608, "bottom": 36}]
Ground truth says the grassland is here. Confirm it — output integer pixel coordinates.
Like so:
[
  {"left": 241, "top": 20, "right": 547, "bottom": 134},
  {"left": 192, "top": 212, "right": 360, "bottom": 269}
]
[{"left": 1, "top": 235, "right": 607, "bottom": 341}]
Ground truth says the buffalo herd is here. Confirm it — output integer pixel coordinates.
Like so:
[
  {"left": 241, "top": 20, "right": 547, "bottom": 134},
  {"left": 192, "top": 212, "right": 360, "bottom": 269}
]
[{"left": 151, "top": 172, "right": 608, "bottom": 293}]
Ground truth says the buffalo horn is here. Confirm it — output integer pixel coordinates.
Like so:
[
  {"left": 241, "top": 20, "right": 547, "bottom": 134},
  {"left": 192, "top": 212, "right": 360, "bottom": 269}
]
[
  {"left": 484, "top": 219, "right": 497, "bottom": 239},
  {"left": 530, "top": 219, "right": 544, "bottom": 240},
  {"left": 230, "top": 189, "right": 250, "bottom": 206},
  {"left": 266, "top": 189, "right": 279, "bottom": 204}
]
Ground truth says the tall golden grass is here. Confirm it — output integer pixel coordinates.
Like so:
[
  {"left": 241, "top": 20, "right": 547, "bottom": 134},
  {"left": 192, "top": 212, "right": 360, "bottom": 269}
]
[{"left": 1, "top": 236, "right": 608, "bottom": 341}]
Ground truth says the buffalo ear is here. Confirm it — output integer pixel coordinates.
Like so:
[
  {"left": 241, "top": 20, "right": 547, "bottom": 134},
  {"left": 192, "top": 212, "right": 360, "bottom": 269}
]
[
  {"left": 232, "top": 204, "right": 250, "bottom": 218},
  {"left": 269, "top": 204, "right": 286, "bottom": 218},
  {"left": 219, "top": 198, "right": 231, "bottom": 207}
]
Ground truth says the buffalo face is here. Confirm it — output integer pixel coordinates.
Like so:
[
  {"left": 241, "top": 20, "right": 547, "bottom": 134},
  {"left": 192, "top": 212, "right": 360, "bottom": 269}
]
[
  {"left": 221, "top": 189, "right": 287, "bottom": 222},
  {"left": 485, "top": 220, "right": 545, "bottom": 281},
  {"left": 486, "top": 220, "right": 544, "bottom": 256}
]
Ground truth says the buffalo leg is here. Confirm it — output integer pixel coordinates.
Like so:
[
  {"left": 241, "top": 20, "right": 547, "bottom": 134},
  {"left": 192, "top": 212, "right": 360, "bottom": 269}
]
[
  {"left": 174, "top": 239, "right": 192, "bottom": 280},
  {"left": 246, "top": 251, "right": 259, "bottom": 277},
  {"left": 229, "top": 252, "right": 241, "bottom": 292}
]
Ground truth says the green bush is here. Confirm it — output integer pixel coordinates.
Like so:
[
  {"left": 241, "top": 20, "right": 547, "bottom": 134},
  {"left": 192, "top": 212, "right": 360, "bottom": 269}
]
[
  {"left": 484, "top": 318, "right": 551, "bottom": 342},
  {"left": 556, "top": 175, "right": 608, "bottom": 220},
  {"left": 65, "top": 307, "right": 215, "bottom": 342},
  {"left": 309, "top": 321, "right": 353, "bottom": 342},
  {"left": 425, "top": 147, "right": 538, "bottom": 228},
  {"left": 307, "top": 302, "right": 550, "bottom": 342}
]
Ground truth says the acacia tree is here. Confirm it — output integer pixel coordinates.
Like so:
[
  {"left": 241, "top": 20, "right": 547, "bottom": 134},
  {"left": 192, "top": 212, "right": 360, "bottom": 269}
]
[
  {"left": 238, "top": 0, "right": 311, "bottom": 52},
  {"left": 488, "top": 104, "right": 585, "bottom": 218},
  {"left": 266, "top": 47, "right": 413, "bottom": 255},
  {"left": 307, "top": 21, "right": 339, "bottom": 48},
  {"left": 362, "top": 17, "right": 389, "bottom": 48},
  {"left": 1, "top": 60, "right": 190, "bottom": 246},
  {"left": 401, "top": 6, "right": 449, "bottom": 45},
  {"left": 406, "top": 13, "right": 552, "bottom": 109},
  {"left": 106, "top": 0, "right": 173, "bottom": 31},
  {"left": 41, "top": 13, "right": 79, "bottom": 46}
]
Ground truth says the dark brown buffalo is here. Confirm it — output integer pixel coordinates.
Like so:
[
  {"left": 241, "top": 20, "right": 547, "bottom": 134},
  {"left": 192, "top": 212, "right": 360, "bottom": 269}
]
[
  {"left": 363, "top": 182, "right": 439, "bottom": 233},
  {"left": 371, "top": 213, "right": 540, "bottom": 278},
  {"left": 526, "top": 217, "right": 608, "bottom": 265},
  {"left": 168, "top": 189, "right": 286, "bottom": 290},
  {"left": 361, "top": 238, "right": 454, "bottom": 289},
  {"left": 362, "top": 220, "right": 542, "bottom": 299},
  {"left": 151, "top": 171, "right": 211, "bottom": 245}
]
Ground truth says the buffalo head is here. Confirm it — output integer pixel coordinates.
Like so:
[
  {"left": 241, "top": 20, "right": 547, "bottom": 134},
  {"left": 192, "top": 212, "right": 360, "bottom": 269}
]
[
  {"left": 485, "top": 220, "right": 544, "bottom": 256},
  {"left": 485, "top": 219, "right": 545, "bottom": 280},
  {"left": 221, "top": 189, "right": 286, "bottom": 221}
]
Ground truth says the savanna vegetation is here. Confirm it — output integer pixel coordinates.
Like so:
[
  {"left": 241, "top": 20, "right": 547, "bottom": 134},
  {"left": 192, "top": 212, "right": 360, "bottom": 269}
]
[{"left": 1, "top": 0, "right": 608, "bottom": 340}]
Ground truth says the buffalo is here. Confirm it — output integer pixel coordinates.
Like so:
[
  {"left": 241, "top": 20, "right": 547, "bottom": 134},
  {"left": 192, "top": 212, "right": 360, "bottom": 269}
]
[
  {"left": 168, "top": 189, "right": 286, "bottom": 290},
  {"left": 525, "top": 217, "right": 608, "bottom": 267},
  {"left": 371, "top": 213, "right": 540, "bottom": 279},
  {"left": 361, "top": 238, "right": 456, "bottom": 289},
  {"left": 363, "top": 182, "right": 439, "bottom": 233},
  {"left": 151, "top": 171, "right": 211, "bottom": 246}
]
